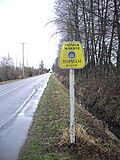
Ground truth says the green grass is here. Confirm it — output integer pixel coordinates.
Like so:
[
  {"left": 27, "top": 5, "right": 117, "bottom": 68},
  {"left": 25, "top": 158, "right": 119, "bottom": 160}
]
[
  {"left": 19, "top": 75, "right": 120, "bottom": 160},
  {"left": 18, "top": 75, "right": 74, "bottom": 160}
]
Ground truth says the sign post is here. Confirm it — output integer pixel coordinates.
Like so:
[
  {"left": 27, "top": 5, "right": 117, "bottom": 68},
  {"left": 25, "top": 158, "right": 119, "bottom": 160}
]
[
  {"left": 69, "top": 68, "right": 75, "bottom": 143},
  {"left": 59, "top": 41, "right": 85, "bottom": 144}
]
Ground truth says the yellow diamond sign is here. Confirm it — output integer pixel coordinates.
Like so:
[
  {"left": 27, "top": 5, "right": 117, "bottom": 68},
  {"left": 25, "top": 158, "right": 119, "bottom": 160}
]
[{"left": 59, "top": 41, "right": 85, "bottom": 69}]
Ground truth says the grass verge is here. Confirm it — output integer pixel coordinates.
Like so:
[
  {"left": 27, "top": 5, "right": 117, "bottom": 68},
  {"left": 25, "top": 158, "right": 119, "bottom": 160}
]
[
  {"left": 18, "top": 75, "right": 72, "bottom": 160},
  {"left": 19, "top": 75, "right": 120, "bottom": 160}
]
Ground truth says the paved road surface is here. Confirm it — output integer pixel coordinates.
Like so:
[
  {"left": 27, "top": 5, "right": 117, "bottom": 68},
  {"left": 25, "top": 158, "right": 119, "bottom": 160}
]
[{"left": 0, "top": 73, "right": 51, "bottom": 160}]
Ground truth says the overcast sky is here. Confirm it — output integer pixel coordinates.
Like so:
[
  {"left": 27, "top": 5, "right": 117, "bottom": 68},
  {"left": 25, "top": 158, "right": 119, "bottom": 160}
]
[{"left": 0, "top": 0, "right": 58, "bottom": 69}]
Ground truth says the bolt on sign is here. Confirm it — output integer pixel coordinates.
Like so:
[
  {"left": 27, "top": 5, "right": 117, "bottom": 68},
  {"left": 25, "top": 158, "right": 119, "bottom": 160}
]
[{"left": 59, "top": 41, "right": 85, "bottom": 69}]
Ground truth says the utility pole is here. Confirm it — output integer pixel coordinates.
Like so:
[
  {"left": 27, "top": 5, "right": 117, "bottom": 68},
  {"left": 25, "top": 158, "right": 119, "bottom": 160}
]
[{"left": 21, "top": 43, "right": 27, "bottom": 78}]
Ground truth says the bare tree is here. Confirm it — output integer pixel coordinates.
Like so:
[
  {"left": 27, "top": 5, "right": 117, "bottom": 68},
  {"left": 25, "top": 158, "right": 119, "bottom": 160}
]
[
  {"left": 54, "top": 0, "right": 120, "bottom": 77},
  {"left": 114, "top": 0, "right": 120, "bottom": 69},
  {"left": 39, "top": 60, "right": 44, "bottom": 74},
  {"left": 0, "top": 55, "right": 14, "bottom": 81}
]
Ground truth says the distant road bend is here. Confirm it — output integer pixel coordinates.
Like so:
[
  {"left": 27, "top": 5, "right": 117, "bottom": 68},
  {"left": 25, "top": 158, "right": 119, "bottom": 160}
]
[{"left": 0, "top": 73, "right": 50, "bottom": 129}]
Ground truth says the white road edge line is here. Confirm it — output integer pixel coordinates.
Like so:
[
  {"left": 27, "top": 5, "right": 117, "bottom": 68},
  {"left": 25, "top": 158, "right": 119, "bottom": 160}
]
[
  {"left": 0, "top": 74, "right": 51, "bottom": 129},
  {"left": 0, "top": 87, "right": 37, "bottom": 129}
]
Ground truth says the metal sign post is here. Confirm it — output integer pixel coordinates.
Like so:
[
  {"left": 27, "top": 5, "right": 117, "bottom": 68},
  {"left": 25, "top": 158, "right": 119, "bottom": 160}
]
[{"left": 69, "top": 69, "right": 75, "bottom": 143}]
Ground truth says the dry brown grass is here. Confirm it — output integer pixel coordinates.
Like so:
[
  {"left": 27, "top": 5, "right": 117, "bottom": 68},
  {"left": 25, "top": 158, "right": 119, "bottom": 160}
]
[
  {"left": 59, "top": 122, "right": 120, "bottom": 159},
  {"left": 59, "top": 123, "right": 97, "bottom": 146}
]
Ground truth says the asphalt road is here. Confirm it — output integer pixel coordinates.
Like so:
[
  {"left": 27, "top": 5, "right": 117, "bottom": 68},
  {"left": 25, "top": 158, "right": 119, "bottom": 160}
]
[{"left": 0, "top": 73, "right": 51, "bottom": 160}]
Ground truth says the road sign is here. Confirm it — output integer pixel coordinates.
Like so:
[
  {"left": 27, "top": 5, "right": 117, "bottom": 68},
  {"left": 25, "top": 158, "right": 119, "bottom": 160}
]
[
  {"left": 58, "top": 41, "right": 85, "bottom": 144},
  {"left": 59, "top": 41, "right": 85, "bottom": 69}
]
